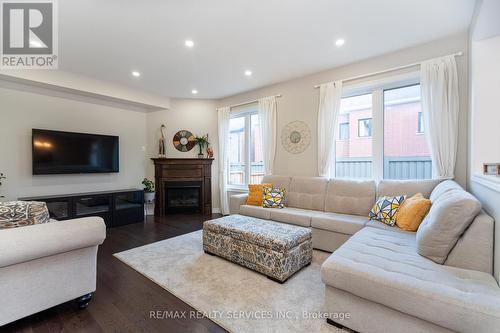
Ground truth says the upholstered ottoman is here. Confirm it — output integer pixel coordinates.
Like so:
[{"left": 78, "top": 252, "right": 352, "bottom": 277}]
[{"left": 203, "top": 214, "right": 312, "bottom": 283}]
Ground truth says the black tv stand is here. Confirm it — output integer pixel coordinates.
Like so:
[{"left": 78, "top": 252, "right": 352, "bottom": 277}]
[{"left": 19, "top": 189, "right": 144, "bottom": 228}]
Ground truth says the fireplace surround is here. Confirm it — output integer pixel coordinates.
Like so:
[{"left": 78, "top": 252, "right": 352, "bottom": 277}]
[{"left": 152, "top": 158, "right": 214, "bottom": 217}]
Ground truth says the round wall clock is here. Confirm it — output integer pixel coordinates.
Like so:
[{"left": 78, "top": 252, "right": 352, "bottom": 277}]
[
  {"left": 281, "top": 121, "right": 311, "bottom": 154},
  {"left": 173, "top": 130, "right": 195, "bottom": 152}
]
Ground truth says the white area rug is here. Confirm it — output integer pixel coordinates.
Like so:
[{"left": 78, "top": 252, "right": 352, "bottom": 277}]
[{"left": 114, "top": 230, "right": 343, "bottom": 333}]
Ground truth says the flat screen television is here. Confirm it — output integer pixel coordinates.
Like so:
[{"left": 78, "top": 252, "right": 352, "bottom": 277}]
[{"left": 32, "top": 129, "right": 119, "bottom": 175}]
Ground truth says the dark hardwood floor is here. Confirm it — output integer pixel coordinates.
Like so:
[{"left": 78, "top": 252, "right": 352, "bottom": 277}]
[{"left": 2, "top": 214, "right": 227, "bottom": 333}]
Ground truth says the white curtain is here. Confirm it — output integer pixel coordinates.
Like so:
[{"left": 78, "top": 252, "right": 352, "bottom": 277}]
[
  {"left": 258, "top": 96, "right": 277, "bottom": 175},
  {"left": 317, "top": 81, "right": 343, "bottom": 177},
  {"left": 217, "top": 106, "right": 231, "bottom": 215},
  {"left": 420, "top": 55, "right": 459, "bottom": 179}
]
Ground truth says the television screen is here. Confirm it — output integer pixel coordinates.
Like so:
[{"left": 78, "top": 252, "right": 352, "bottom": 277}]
[{"left": 32, "top": 129, "right": 119, "bottom": 175}]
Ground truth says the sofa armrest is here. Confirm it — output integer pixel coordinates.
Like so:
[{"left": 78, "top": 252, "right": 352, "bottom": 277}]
[
  {"left": 0, "top": 217, "right": 106, "bottom": 268},
  {"left": 229, "top": 193, "right": 248, "bottom": 215}
]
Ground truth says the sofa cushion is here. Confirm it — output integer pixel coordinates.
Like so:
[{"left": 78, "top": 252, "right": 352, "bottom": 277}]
[
  {"left": 429, "top": 179, "right": 462, "bottom": 202},
  {"left": 324, "top": 179, "right": 376, "bottom": 216},
  {"left": 311, "top": 212, "right": 368, "bottom": 235},
  {"left": 365, "top": 219, "right": 410, "bottom": 234},
  {"left": 239, "top": 204, "right": 271, "bottom": 220},
  {"left": 377, "top": 179, "right": 441, "bottom": 198},
  {"left": 269, "top": 207, "right": 319, "bottom": 227},
  {"left": 416, "top": 188, "right": 482, "bottom": 264},
  {"left": 444, "top": 210, "right": 494, "bottom": 274},
  {"left": 286, "top": 177, "right": 328, "bottom": 211},
  {"left": 321, "top": 227, "right": 500, "bottom": 333}
]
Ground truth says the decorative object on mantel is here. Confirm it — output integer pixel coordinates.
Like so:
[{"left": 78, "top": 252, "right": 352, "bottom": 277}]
[
  {"left": 142, "top": 178, "right": 155, "bottom": 203},
  {"left": 173, "top": 130, "right": 196, "bottom": 152},
  {"left": 0, "top": 172, "right": 5, "bottom": 199},
  {"left": 483, "top": 163, "right": 500, "bottom": 176},
  {"left": 158, "top": 124, "right": 166, "bottom": 158},
  {"left": 194, "top": 134, "right": 210, "bottom": 158},
  {"left": 206, "top": 146, "right": 214, "bottom": 159},
  {"left": 281, "top": 121, "right": 311, "bottom": 154}
]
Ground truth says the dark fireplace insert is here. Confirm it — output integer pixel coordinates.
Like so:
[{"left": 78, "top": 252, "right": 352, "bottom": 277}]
[{"left": 165, "top": 181, "right": 202, "bottom": 214}]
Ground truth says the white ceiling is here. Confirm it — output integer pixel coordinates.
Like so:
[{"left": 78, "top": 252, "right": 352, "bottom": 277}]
[{"left": 59, "top": 0, "right": 475, "bottom": 99}]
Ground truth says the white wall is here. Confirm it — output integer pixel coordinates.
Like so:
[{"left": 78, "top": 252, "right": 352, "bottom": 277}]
[
  {"left": 468, "top": 0, "right": 500, "bottom": 283},
  {"left": 217, "top": 32, "right": 469, "bottom": 187},
  {"left": 146, "top": 99, "right": 220, "bottom": 212},
  {"left": 0, "top": 86, "right": 148, "bottom": 200},
  {"left": 470, "top": 36, "right": 500, "bottom": 172}
]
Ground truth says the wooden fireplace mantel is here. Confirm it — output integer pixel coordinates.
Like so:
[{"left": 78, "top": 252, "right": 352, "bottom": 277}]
[{"left": 151, "top": 158, "right": 214, "bottom": 217}]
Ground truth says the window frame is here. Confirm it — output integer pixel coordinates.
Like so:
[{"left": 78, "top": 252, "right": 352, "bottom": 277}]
[
  {"left": 227, "top": 105, "right": 260, "bottom": 191},
  {"left": 333, "top": 71, "right": 427, "bottom": 181},
  {"left": 417, "top": 111, "right": 424, "bottom": 134},
  {"left": 338, "top": 122, "right": 349, "bottom": 141},
  {"left": 357, "top": 118, "right": 372, "bottom": 137}
]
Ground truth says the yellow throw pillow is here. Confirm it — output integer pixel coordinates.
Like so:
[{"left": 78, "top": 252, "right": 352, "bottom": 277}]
[
  {"left": 246, "top": 183, "right": 272, "bottom": 206},
  {"left": 395, "top": 193, "right": 432, "bottom": 232}
]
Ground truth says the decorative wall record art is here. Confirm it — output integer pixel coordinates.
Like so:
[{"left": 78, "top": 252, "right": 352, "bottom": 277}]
[
  {"left": 281, "top": 121, "right": 311, "bottom": 154},
  {"left": 173, "top": 130, "right": 196, "bottom": 152}
]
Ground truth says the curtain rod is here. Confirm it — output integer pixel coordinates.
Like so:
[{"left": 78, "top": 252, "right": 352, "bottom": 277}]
[
  {"left": 313, "top": 51, "right": 463, "bottom": 88},
  {"left": 227, "top": 94, "right": 282, "bottom": 109}
]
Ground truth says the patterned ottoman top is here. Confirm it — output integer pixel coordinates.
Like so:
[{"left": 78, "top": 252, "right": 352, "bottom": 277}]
[{"left": 203, "top": 215, "right": 311, "bottom": 253}]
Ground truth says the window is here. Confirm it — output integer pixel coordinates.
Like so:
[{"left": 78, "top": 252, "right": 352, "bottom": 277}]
[
  {"left": 335, "top": 93, "right": 373, "bottom": 179},
  {"left": 339, "top": 122, "right": 349, "bottom": 140},
  {"left": 332, "top": 77, "right": 432, "bottom": 180},
  {"left": 358, "top": 118, "right": 372, "bottom": 137},
  {"left": 228, "top": 109, "right": 263, "bottom": 186},
  {"left": 229, "top": 117, "right": 245, "bottom": 185},
  {"left": 417, "top": 112, "right": 424, "bottom": 133},
  {"left": 384, "top": 84, "right": 432, "bottom": 179}
]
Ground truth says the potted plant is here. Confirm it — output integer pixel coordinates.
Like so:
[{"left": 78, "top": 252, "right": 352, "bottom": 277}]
[
  {"left": 142, "top": 178, "right": 155, "bottom": 202},
  {"left": 194, "top": 134, "right": 210, "bottom": 158}
]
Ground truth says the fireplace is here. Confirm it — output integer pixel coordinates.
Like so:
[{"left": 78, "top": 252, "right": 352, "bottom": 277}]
[
  {"left": 165, "top": 182, "right": 202, "bottom": 214},
  {"left": 152, "top": 158, "right": 214, "bottom": 217}
]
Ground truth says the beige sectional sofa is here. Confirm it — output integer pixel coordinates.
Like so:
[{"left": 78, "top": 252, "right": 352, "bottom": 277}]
[
  {"left": 0, "top": 217, "right": 106, "bottom": 326},
  {"left": 229, "top": 175, "right": 500, "bottom": 333}
]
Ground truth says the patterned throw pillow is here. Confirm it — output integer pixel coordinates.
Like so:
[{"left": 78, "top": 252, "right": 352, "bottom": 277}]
[
  {"left": 262, "top": 187, "right": 285, "bottom": 209},
  {"left": 0, "top": 201, "right": 51, "bottom": 229},
  {"left": 369, "top": 195, "right": 406, "bottom": 226}
]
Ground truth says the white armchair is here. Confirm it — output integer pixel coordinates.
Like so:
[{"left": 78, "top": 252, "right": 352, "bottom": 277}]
[{"left": 0, "top": 217, "right": 106, "bottom": 326}]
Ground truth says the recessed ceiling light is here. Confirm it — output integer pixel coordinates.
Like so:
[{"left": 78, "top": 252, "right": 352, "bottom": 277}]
[
  {"left": 131, "top": 71, "right": 141, "bottom": 77},
  {"left": 244, "top": 70, "right": 252, "bottom": 76},
  {"left": 335, "top": 38, "right": 345, "bottom": 47},
  {"left": 185, "top": 40, "right": 194, "bottom": 48},
  {"left": 191, "top": 89, "right": 198, "bottom": 94}
]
